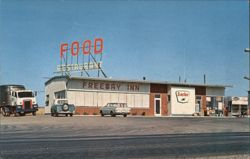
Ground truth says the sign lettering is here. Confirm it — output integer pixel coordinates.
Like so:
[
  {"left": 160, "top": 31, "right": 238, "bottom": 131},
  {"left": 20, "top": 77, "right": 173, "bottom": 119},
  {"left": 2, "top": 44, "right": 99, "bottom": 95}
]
[
  {"left": 82, "top": 81, "right": 140, "bottom": 92},
  {"left": 176, "top": 90, "right": 190, "bottom": 103},
  {"left": 57, "top": 62, "right": 102, "bottom": 72},
  {"left": 60, "top": 38, "right": 103, "bottom": 59}
]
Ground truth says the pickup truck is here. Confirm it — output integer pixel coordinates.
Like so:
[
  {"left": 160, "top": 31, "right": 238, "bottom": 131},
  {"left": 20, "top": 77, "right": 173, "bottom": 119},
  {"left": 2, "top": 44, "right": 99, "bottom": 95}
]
[{"left": 100, "top": 103, "right": 131, "bottom": 117}]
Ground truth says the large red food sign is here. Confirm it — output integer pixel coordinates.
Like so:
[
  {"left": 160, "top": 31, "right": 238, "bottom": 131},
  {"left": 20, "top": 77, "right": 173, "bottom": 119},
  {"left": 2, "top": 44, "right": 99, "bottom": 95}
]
[
  {"left": 57, "top": 38, "right": 104, "bottom": 73},
  {"left": 60, "top": 38, "right": 103, "bottom": 58}
]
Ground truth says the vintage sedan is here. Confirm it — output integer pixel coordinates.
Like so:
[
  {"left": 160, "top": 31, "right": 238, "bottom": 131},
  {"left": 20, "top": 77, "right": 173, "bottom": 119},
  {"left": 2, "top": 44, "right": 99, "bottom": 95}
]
[
  {"left": 51, "top": 99, "right": 75, "bottom": 117},
  {"left": 100, "top": 103, "right": 131, "bottom": 117}
]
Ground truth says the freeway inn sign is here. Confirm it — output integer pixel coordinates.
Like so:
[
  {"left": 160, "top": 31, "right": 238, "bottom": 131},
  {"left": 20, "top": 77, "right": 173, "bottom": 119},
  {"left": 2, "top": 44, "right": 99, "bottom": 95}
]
[{"left": 56, "top": 38, "right": 107, "bottom": 78}]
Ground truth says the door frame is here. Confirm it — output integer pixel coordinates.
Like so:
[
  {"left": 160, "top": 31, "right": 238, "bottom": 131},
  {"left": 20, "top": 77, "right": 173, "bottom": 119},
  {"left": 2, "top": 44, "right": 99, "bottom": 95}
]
[{"left": 154, "top": 97, "right": 161, "bottom": 116}]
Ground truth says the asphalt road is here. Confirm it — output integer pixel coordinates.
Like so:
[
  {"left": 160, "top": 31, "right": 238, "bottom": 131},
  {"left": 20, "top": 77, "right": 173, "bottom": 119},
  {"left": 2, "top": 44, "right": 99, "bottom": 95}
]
[{"left": 0, "top": 116, "right": 250, "bottom": 159}]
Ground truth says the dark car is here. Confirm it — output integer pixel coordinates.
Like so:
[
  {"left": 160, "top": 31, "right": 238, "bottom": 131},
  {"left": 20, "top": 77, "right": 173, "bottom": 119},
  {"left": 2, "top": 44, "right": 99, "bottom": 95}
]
[{"left": 51, "top": 99, "right": 75, "bottom": 117}]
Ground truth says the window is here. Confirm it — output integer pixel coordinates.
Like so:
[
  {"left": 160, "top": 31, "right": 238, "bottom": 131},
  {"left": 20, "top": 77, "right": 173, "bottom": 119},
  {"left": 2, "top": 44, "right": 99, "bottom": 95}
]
[
  {"left": 168, "top": 95, "right": 171, "bottom": 102},
  {"left": 54, "top": 91, "right": 66, "bottom": 99},
  {"left": 206, "top": 97, "right": 218, "bottom": 109},
  {"left": 155, "top": 94, "right": 161, "bottom": 98},
  {"left": 45, "top": 95, "right": 49, "bottom": 106},
  {"left": 18, "top": 92, "right": 34, "bottom": 98}
]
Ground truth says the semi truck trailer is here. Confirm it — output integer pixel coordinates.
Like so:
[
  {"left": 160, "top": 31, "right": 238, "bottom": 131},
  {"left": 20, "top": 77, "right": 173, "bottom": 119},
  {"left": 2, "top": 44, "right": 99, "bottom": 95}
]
[{"left": 0, "top": 85, "right": 38, "bottom": 116}]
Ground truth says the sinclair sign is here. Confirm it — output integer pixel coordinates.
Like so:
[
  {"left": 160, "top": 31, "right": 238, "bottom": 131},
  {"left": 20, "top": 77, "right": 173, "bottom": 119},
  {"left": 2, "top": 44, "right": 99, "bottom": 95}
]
[
  {"left": 57, "top": 38, "right": 106, "bottom": 77},
  {"left": 175, "top": 90, "right": 190, "bottom": 103}
]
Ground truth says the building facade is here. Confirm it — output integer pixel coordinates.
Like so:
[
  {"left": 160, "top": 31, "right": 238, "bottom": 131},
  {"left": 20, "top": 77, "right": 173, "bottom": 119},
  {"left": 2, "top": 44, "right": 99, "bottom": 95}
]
[
  {"left": 45, "top": 76, "right": 229, "bottom": 116},
  {"left": 225, "top": 96, "right": 248, "bottom": 116}
]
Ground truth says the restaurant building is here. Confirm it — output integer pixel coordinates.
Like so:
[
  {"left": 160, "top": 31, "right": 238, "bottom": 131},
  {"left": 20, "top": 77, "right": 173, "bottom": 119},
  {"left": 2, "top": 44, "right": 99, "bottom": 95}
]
[{"left": 45, "top": 76, "right": 229, "bottom": 116}]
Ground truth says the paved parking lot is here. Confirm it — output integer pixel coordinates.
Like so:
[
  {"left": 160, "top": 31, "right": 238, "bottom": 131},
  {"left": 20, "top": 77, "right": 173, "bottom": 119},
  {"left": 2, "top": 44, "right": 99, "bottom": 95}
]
[
  {"left": 0, "top": 115, "right": 249, "bottom": 158},
  {"left": 1, "top": 115, "right": 249, "bottom": 137}
]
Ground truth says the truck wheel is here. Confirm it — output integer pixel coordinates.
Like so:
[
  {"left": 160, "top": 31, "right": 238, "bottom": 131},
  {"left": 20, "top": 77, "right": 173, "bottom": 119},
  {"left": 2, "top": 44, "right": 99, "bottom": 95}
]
[
  {"left": 3, "top": 107, "right": 9, "bottom": 117},
  {"left": 70, "top": 114, "right": 73, "bottom": 117},
  {"left": 32, "top": 112, "right": 36, "bottom": 116},
  {"left": 123, "top": 114, "right": 127, "bottom": 117},
  {"left": 65, "top": 114, "right": 68, "bottom": 117},
  {"left": 14, "top": 112, "right": 19, "bottom": 117},
  {"left": 55, "top": 113, "right": 58, "bottom": 117},
  {"left": 21, "top": 113, "right": 26, "bottom": 116},
  {"left": 3, "top": 111, "right": 7, "bottom": 117}
]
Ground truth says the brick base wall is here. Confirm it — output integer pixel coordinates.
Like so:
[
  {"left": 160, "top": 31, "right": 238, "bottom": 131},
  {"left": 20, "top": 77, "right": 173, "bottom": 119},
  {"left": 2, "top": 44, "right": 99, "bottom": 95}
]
[
  {"left": 75, "top": 107, "right": 100, "bottom": 115},
  {"left": 75, "top": 106, "right": 155, "bottom": 116}
]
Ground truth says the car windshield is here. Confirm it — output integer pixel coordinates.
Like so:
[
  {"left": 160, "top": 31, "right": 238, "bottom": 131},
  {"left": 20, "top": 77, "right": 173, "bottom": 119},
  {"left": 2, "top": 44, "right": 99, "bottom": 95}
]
[
  {"left": 119, "top": 103, "right": 127, "bottom": 107},
  {"left": 18, "top": 92, "right": 34, "bottom": 98},
  {"left": 107, "top": 103, "right": 127, "bottom": 107},
  {"left": 57, "top": 100, "right": 68, "bottom": 105}
]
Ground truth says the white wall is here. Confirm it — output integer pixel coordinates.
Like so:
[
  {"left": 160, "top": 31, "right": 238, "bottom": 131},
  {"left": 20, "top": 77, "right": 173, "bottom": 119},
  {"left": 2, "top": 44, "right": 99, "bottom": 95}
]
[
  {"left": 170, "top": 87, "right": 195, "bottom": 115},
  {"left": 66, "top": 78, "right": 150, "bottom": 108},
  {"left": 67, "top": 79, "right": 150, "bottom": 93},
  {"left": 45, "top": 79, "right": 66, "bottom": 114},
  {"left": 67, "top": 90, "right": 149, "bottom": 108},
  {"left": 206, "top": 87, "right": 225, "bottom": 96},
  {"left": 231, "top": 97, "right": 248, "bottom": 105}
]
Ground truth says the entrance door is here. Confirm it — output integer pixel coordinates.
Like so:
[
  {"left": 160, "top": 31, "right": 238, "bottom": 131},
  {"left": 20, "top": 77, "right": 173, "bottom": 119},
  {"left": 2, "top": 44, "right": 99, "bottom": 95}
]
[
  {"left": 154, "top": 97, "right": 161, "bottom": 116},
  {"left": 196, "top": 100, "right": 201, "bottom": 113},
  {"left": 195, "top": 96, "right": 202, "bottom": 114}
]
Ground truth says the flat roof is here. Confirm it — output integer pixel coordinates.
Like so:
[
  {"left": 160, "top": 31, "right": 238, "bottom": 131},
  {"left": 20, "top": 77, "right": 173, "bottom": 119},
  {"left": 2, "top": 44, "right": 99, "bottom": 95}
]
[{"left": 45, "top": 75, "right": 232, "bottom": 88}]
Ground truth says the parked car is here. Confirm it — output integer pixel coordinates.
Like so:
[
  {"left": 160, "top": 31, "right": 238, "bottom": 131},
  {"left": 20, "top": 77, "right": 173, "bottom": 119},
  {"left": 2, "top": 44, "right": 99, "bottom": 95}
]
[
  {"left": 51, "top": 99, "right": 75, "bottom": 117},
  {"left": 100, "top": 103, "right": 131, "bottom": 117}
]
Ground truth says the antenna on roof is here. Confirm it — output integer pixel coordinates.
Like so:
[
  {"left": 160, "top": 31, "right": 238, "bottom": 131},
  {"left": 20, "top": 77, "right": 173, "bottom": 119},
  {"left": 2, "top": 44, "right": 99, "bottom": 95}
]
[{"left": 204, "top": 74, "right": 206, "bottom": 84}]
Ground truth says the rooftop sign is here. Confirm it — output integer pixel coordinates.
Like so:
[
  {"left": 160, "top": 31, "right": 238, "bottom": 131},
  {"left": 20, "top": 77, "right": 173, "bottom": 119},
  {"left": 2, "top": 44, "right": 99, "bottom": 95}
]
[
  {"left": 60, "top": 38, "right": 103, "bottom": 58},
  {"left": 56, "top": 38, "right": 107, "bottom": 78}
]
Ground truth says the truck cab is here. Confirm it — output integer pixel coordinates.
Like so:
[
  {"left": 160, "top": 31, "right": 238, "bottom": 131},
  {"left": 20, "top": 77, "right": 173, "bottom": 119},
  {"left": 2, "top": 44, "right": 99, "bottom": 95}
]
[
  {"left": 11, "top": 90, "right": 38, "bottom": 115},
  {"left": 0, "top": 85, "right": 38, "bottom": 117}
]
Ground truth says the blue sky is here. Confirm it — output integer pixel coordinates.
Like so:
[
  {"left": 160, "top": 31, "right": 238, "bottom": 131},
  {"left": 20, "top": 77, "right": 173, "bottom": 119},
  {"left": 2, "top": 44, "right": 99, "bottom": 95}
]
[{"left": 0, "top": 0, "right": 249, "bottom": 105}]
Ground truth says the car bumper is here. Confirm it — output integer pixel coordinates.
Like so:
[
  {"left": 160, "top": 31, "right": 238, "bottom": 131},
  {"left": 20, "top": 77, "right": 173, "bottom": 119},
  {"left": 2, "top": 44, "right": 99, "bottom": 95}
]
[
  {"left": 16, "top": 106, "right": 37, "bottom": 113},
  {"left": 56, "top": 111, "right": 74, "bottom": 114},
  {"left": 114, "top": 112, "right": 130, "bottom": 115}
]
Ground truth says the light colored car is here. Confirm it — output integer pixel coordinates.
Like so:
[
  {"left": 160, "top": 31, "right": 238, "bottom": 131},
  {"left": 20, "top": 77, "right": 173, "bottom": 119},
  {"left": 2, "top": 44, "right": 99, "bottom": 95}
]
[
  {"left": 51, "top": 99, "right": 75, "bottom": 117},
  {"left": 100, "top": 103, "right": 131, "bottom": 117}
]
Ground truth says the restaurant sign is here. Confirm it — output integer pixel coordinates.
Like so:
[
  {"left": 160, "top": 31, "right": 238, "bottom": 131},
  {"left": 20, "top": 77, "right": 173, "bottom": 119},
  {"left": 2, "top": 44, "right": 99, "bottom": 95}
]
[{"left": 57, "top": 38, "right": 106, "bottom": 77}]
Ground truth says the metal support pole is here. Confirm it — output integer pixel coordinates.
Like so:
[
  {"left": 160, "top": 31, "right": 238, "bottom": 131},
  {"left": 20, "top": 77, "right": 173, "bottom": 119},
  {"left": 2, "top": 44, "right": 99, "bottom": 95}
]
[
  {"left": 244, "top": 48, "right": 250, "bottom": 115},
  {"left": 249, "top": 51, "right": 250, "bottom": 116},
  {"left": 248, "top": 52, "right": 250, "bottom": 115}
]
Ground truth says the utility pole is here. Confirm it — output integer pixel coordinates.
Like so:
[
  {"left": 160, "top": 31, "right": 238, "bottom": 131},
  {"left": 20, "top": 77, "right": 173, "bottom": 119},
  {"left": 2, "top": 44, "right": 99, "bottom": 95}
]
[{"left": 244, "top": 48, "right": 250, "bottom": 115}]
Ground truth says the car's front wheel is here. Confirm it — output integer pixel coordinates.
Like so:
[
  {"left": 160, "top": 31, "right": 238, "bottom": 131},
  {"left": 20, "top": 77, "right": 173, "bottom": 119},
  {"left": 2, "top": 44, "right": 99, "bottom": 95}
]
[
  {"left": 123, "top": 114, "right": 127, "bottom": 117},
  {"left": 100, "top": 111, "right": 104, "bottom": 117},
  {"left": 110, "top": 111, "right": 116, "bottom": 117}
]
